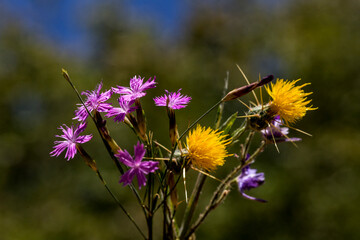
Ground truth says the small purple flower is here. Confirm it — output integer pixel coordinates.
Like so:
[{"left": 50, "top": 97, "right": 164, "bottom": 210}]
[
  {"left": 115, "top": 142, "right": 159, "bottom": 189},
  {"left": 261, "top": 115, "right": 302, "bottom": 143},
  {"left": 237, "top": 164, "right": 266, "bottom": 202},
  {"left": 153, "top": 89, "right": 191, "bottom": 109},
  {"left": 105, "top": 97, "right": 137, "bottom": 122},
  {"left": 74, "top": 82, "right": 112, "bottom": 122},
  {"left": 112, "top": 76, "right": 157, "bottom": 101},
  {"left": 50, "top": 122, "right": 92, "bottom": 161}
]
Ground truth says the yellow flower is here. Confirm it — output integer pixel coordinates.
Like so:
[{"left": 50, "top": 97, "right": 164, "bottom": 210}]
[
  {"left": 265, "top": 79, "right": 316, "bottom": 124},
  {"left": 185, "top": 125, "right": 231, "bottom": 172}
]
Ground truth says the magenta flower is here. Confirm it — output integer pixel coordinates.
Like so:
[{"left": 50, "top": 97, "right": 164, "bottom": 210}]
[
  {"left": 50, "top": 122, "right": 92, "bottom": 161},
  {"left": 74, "top": 82, "right": 112, "bottom": 122},
  {"left": 261, "top": 115, "right": 301, "bottom": 143},
  {"left": 105, "top": 97, "right": 137, "bottom": 122},
  {"left": 112, "top": 76, "right": 157, "bottom": 101},
  {"left": 153, "top": 89, "right": 191, "bottom": 109},
  {"left": 237, "top": 163, "right": 266, "bottom": 202},
  {"left": 115, "top": 142, "right": 159, "bottom": 189}
]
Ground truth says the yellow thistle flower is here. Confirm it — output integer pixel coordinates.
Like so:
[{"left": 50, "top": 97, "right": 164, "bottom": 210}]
[
  {"left": 185, "top": 125, "right": 231, "bottom": 172},
  {"left": 265, "top": 79, "right": 316, "bottom": 124}
]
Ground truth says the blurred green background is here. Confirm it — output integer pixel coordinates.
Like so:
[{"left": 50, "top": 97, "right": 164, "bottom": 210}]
[{"left": 1, "top": 1, "right": 359, "bottom": 239}]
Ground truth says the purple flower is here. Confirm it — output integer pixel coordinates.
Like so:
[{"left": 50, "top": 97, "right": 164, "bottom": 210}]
[
  {"left": 153, "top": 89, "right": 191, "bottom": 109},
  {"left": 115, "top": 142, "right": 159, "bottom": 189},
  {"left": 237, "top": 164, "right": 266, "bottom": 202},
  {"left": 261, "top": 115, "right": 302, "bottom": 143},
  {"left": 50, "top": 122, "right": 92, "bottom": 161},
  {"left": 73, "top": 82, "right": 112, "bottom": 122},
  {"left": 112, "top": 76, "right": 157, "bottom": 101},
  {"left": 105, "top": 97, "right": 137, "bottom": 122}
]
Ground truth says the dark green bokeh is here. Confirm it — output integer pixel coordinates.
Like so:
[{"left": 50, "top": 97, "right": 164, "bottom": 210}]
[{"left": 1, "top": 1, "right": 359, "bottom": 239}]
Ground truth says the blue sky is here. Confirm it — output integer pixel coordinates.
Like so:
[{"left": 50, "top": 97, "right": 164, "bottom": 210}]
[{"left": 1, "top": 0, "right": 188, "bottom": 56}]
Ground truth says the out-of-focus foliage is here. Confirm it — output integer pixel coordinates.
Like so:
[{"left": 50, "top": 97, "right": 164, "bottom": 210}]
[{"left": 0, "top": 0, "right": 359, "bottom": 239}]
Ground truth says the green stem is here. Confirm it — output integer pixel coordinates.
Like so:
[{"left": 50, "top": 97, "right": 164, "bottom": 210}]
[
  {"left": 179, "top": 173, "right": 207, "bottom": 239},
  {"left": 98, "top": 171, "right": 147, "bottom": 240},
  {"left": 214, "top": 71, "right": 229, "bottom": 129}
]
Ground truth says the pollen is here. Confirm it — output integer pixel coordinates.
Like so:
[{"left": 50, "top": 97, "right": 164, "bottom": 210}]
[
  {"left": 265, "top": 79, "right": 316, "bottom": 124},
  {"left": 185, "top": 125, "right": 231, "bottom": 172}
]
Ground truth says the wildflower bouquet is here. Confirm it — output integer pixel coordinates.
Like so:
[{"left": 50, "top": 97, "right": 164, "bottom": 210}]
[{"left": 51, "top": 66, "right": 316, "bottom": 240}]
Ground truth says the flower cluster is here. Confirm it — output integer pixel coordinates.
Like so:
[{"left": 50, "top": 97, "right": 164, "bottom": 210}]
[
  {"left": 51, "top": 74, "right": 193, "bottom": 187},
  {"left": 51, "top": 70, "right": 316, "bottom": 239}
]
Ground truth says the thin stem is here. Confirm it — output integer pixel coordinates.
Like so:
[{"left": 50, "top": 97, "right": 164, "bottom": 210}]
[
  {"left": 242, "top": 131, "right": 255, "bottom": 159},
  {"left": 163, "top": 196, "right": 167, "bottom": 240},
  {"left": 214, "top": 71, "right": 229, "bottom": 129},
  {"left": 98, "top": 171, "right": 147, "bottom": 239},
  {"left": 153, "top": 172, "right": 184, "bottom": 213}
]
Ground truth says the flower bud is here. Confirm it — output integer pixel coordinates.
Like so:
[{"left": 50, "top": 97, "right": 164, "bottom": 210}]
[{"left": 222, "top": 75, "right": 274, "bottom": 102}]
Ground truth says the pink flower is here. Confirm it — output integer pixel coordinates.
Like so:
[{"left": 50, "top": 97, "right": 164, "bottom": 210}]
[
  {"left": 112, "top": 76, "right": 157, "bottom": 101},
  {"left": 153, "top": 89, "right": 191, "bottom": 109},
  {"left": 105, "top": 97, "right": 137, "bottom": 122},
  {"left": 50, "top": 122, "right": 92, "bottom": 161},
  {"left": 74, "top": 82, "right": 112, "bottom": 122},
  {"left": 115, "top": 142, "right": 159, "bottom": 189}
]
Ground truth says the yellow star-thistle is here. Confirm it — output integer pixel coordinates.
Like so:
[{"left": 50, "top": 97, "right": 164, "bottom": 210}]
[
  {"left": 265, "top": 79, "right": 317, "bottom": 124},
  {"left": 185, "top": 125, "right": 231, "bottom": 172}
]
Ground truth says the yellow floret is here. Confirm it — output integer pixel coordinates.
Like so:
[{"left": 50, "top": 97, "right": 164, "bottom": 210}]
[
  {"left": 185, "top": 125, "right": 231, "bottom": 172},
  {"left": 265, "top": 79, "right": 316, "bottom": 124}
]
